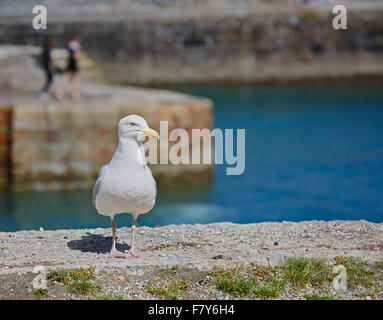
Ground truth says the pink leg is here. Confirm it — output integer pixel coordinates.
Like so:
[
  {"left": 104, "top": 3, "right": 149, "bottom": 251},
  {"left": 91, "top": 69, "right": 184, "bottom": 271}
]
[
  {"left": 126, "top": 216, "right": 146, "bottom": 259},
  {"left": 55, "top": 73, "right": 70, "bottom": 100},
  {"left": 71, "top": 74, "right": 81, "bottom": 102},
  {"left": 109, "top": 218, "right": 126, "bottom": 258}
]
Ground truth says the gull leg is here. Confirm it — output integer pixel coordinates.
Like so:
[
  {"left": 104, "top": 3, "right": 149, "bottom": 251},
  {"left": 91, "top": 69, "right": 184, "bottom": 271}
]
[
  {"left": 109, "top": 217, "right": 126, "bottom": 258},
  {"left": 126, "top": 216, "right": 145, "bottom": 259}
]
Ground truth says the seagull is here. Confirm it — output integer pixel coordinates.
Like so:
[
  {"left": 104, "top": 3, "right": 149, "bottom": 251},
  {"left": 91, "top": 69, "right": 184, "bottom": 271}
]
[{"left": 92, "top": 115, "right": 159, "bottom": 258}]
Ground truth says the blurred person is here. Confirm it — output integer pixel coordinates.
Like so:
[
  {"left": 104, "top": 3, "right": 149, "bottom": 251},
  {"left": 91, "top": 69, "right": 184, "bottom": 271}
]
[
  {"left": 38, "top": 36, "right": 55, "bottom": 100},
  {"left": 55, "top": 35, "right": 82, "bottom": 101}
]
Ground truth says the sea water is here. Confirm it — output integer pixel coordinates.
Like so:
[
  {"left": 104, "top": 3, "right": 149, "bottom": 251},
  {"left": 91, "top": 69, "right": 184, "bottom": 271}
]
[{"left": 1, "top": 83, "right": 383, "bottom": 231}]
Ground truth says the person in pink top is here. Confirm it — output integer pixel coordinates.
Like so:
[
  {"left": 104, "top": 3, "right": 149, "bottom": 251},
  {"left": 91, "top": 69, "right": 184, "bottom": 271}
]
[{"left": 55, "top": 35, "right": 82, "bottom": 101}]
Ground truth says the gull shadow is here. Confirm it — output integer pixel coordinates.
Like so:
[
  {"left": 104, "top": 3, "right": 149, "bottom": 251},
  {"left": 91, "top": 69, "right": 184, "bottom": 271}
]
[{"left": 67, "top": 233, "right": 130, "bottom": 254}]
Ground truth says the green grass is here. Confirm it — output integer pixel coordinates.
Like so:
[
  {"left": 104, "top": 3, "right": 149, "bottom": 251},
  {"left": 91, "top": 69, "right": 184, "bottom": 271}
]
[
  {"left": 47, "top": 268, "right": 70, "bottom": 284},
  {"left": 215, "top": 274, "right": 256, "bottom": 297},
  {"left": 254, "top": 277, "right": 286, "bottom": 298},
  {"left": 95, "top": 293, "right": 125, "bottom": 300},
  {"left": 47, "top": 267, "right": 96, "bottom": 286},
  {"left": 356, "top": 287, "right": 383, "bottom": 299},
  {"left": 68, "top": 279, "right": 101, "bottom": 295},
  {"left": 48, "top": 267, "right": 100, "bottom": 296},
  {"left": 335, "top": 256, "right": 374, "bottom": 289},
  {"left": 210, "top": 266, "right": 257, "bottom": 297},
  {"left": 374, "top": 261, "right": 383, "bottom": 271},
  {"left": 147, "top": 279, "right": 190, "bottom": 300},
  {"left": 44, "top": 258, "right": 383, "bottom": 300},
  {"left": 304, "top": 293, "right": 336, "bottom": 300},
  {"left": 68, "top": 267, "right": 96, "bottom": 281},
  {"left": 33, "top": 288, "right": 48, "bottom": 297},
  {"left": 281, "top": 257, "right": 331, "bottom": 287}
]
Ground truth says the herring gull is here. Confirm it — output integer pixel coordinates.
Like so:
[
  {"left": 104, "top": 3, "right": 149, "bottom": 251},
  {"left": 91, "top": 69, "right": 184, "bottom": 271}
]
[{"left": 92, "top": 115, "right": 159, "bottom": 258}]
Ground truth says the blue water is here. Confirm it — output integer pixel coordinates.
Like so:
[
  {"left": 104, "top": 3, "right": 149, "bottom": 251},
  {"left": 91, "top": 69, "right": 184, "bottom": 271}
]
[{"left": 1, "top": 84, "right": 383, "bottom": 231}]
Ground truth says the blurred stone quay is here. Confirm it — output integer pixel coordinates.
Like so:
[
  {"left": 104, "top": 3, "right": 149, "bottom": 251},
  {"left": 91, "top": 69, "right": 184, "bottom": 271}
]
[
  {"left": 0, "top": 45, "right": 213, "bottom": 191},
  {"left": 1, "top": 0, "right": 383, "bottom": 85}
]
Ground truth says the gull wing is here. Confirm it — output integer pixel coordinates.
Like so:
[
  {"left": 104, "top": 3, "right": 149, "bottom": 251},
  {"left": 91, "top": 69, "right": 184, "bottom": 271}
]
[
  {"left": 153, "top": 177, "right": 157, "bottom": 200},
  {"left": 92, "top": 163, "right": 108, "bottom": 208}
]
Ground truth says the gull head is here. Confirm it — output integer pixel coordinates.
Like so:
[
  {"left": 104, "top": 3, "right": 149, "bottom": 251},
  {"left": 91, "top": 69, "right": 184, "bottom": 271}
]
[{"left": 118, "top": 114, "right": 159, "bottom": 141}]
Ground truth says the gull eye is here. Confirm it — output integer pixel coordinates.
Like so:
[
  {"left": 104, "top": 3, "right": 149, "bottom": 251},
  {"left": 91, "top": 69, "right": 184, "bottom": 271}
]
[{"left": 129, "top": 122, "right": 137, "bottom": 126}]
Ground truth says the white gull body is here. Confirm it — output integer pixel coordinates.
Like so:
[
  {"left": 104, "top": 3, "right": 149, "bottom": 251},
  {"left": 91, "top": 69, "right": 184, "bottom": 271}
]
[{"left": 92, "top": 114, "right": 159, "bottom": 258}]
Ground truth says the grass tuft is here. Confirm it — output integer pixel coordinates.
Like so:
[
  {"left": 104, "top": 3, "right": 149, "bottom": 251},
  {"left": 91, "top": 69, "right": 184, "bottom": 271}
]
[
  {"left": 356, "top": 287, "right": 382, "bottom": 299},
  {"left": 147, "top": 279, "right": 190, "bottom": 300},
  {"left": 47, "top": 268, "right": 70, "bottom": 284},
  {"left": 68, "top": 279, "right": 101, "bottom": 295},
  {"left": 48, "top": 267, "right": 95, "bottom": 286},
  {"left": 254, "top": 276, "right": 286, "bottom": 298},
  {"left": 281, "top": 256, "right": 331, "bottom": 287},
  {"left": 48, "top": 267, "right": 100, "bottom": 296},
  {"left": 376, "top": 261, "right": 383, "bottom": 270},
  {"left": 33, "top": 288, "right": 48, "bottom": 297},
  {"left": 95, "top": 293, "right": 125, "bottom": 300},
  {"left": 335, "top": 256, "right": 374, "bottom": 289},
  {"left": 210, "top": 265, "right": 256, "bottom": 297},
  {"left": 68, "top": 267, "right": 96, "bottom": 281}
]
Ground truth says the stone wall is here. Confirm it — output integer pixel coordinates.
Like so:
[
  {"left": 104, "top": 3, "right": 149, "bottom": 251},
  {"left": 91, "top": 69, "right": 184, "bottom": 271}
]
[
  {"left": 0, "top": 106, "right": 11, "bottom": 188},
  {"left": 9, "top": 97, "right": 212, "bottom": 191},
  {"left": 1, "top": 1, "right": 383, "bottom": 84}
]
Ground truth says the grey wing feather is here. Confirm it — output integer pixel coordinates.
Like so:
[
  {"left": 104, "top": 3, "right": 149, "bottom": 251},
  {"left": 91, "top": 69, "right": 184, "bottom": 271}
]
[
  {"left": 92, "top": 163, "right": 107, "bottom": 208},
  {"left": 147, "top": 165, "right": 157, "bottom": 199},
  {"left": 153, "top": 178, "right": 157, "bottom": 199}
]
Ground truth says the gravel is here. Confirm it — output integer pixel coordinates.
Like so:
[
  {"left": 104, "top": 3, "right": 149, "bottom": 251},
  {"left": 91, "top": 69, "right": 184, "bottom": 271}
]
[
  {"left": 1, "top": 220, "right": 382, "bottom": 275},
  {"left": 0, "top": 220, "right": 382, "bottom": 300}
]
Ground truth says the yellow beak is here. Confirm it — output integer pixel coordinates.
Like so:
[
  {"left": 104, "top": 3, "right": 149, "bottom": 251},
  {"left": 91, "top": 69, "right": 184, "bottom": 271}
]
[{"left": 140, "top": 128, "right": 160, "bottom": 140}]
